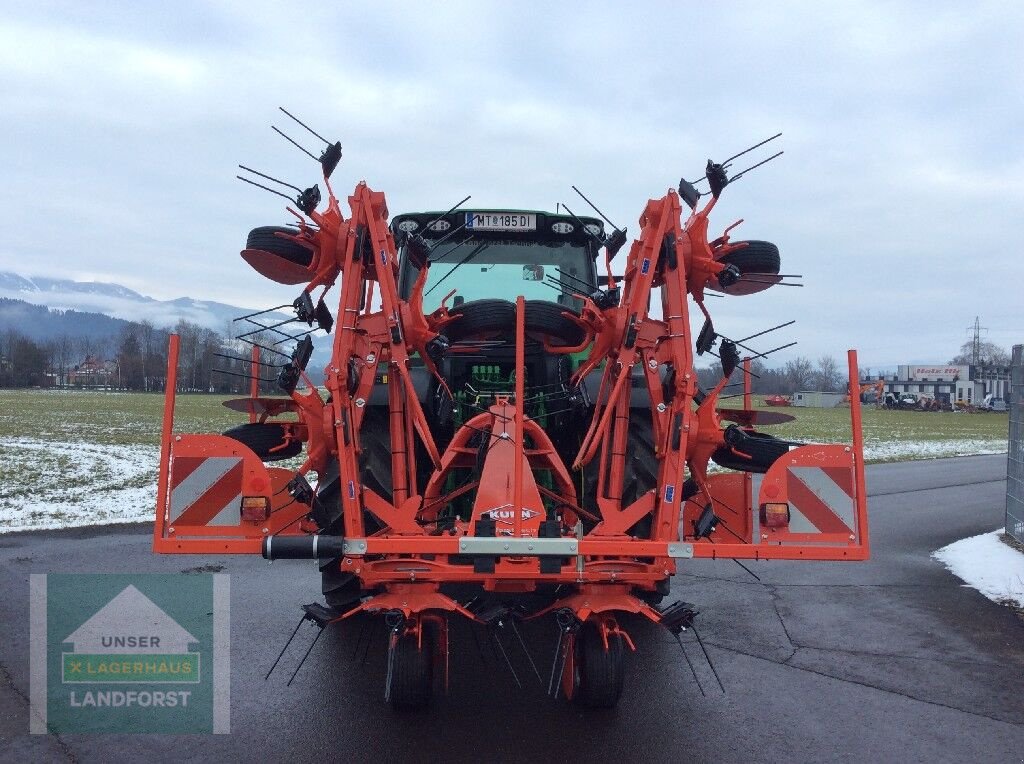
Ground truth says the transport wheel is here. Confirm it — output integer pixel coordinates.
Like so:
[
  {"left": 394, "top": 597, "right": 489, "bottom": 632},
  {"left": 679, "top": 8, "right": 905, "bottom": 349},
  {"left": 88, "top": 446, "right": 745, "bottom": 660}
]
[
  {"left": 385, "top": 629, "right": 434, "bottom": 710},
  {"left": 709, "top": 240, "right": 781, "bottom": 296},
  {"left": 710, "top": 427, "right": 791, "bottom": 473},
  {"left": 574, "top": 622, "right": 625, "bottom": 709},
  {"left": 245, "top": 226, "right": 314, "bottom": 266},
  {"left": 221, "top": 423, "right": 302, "bottom": 461}
]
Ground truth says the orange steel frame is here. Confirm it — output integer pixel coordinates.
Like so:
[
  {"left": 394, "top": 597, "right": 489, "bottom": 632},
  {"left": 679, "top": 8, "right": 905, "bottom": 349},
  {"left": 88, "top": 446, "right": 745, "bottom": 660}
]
[{"left": 153, "top": 170, "right": 870, "bottom": 628}]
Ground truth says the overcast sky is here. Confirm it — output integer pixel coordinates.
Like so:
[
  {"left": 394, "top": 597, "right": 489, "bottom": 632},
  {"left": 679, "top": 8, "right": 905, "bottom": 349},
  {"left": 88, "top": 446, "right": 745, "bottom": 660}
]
[{"left": 1, "top": 1, "right": 1022, "bottom": 368}]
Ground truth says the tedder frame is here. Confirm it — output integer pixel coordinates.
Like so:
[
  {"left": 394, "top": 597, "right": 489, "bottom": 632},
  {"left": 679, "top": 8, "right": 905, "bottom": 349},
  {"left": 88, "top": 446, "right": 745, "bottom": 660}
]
[{"left": 152, "top": 122, "right": 869, "bottom": 706}]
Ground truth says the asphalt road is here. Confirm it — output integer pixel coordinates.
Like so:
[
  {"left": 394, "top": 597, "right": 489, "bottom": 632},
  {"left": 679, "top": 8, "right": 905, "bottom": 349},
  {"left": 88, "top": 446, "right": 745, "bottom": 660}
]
[{"left": 2, "top": 454, "right": 1022, "bottom": 763}]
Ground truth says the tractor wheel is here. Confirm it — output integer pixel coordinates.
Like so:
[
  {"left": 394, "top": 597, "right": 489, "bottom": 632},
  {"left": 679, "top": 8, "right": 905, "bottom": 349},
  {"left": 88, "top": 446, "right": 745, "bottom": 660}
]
[
  {"left": 444, "top": 298, "right": 584, "bottom": 345},
  {"left": 316, "top": 471, "right": 363, "bottom": 611},
  {"left": 711, "top": 428, "right": 790, "bottom": 473},
  {"left": 580, "top": 409, "right": 657, "bottom": 537},
  {"left": 444, "top": 299, "right": 515, "bottom": 341},
  {"left": 574, "top": 622, "right": 625, "bottom": 708},
  {"left": 386, "top": 629, "right": 434, "bottom": 710},
  {"left": 221, "top": 423, "right": 302, "bottom": 461},
  {"left": 246, "top": 226, "right": 314, "bottom": 267},
  {"left": 710, "top": 240, "right": 781, "bottom": 296},
  {"left": 317, "top": 408, "right": 393, "bottom": 610},
  {"left": 524, "top": 300, "right": 586, "bottom": 345},
  {"left": 358, "top": 407, "right": 394, "bottom": 500}
]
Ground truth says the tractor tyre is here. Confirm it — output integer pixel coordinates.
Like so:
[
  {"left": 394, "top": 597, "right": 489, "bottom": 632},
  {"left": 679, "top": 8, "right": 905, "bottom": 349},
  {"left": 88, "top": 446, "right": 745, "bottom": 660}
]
[
  {"left": 386, "top": 629, "right": 434, "bottom": 710},
  {"left": 711, "top": 240, "right": 781, "bottom": 295},
  {"left": 580, "top": 409, "right": 657, "bottom": 537},
  {"left": 443, "top": 299, "right": 515, "bottom": 341},
  {"left": 358, "top": 408, "right": 394, "bottom": 501},
  {"left": 711, "top": 428, "right": 790, "bottom": 473},
  {"left": 222, "top": 423, "right": 302, "bottom": 462},
  {"left": 444, "top": 299, "right": 585, "bottom": 345},
  {"left": 524, "top": 300, "right": 586, "bottom": 346},
  {"left": 246, "top": 226, "right": 314, "bottom": 267},
  {"left": 318, "top": 408, "right": 393, "bottom": 610},
  {"left": 574, "top": 621, "right": 625, "bottom": 708}
]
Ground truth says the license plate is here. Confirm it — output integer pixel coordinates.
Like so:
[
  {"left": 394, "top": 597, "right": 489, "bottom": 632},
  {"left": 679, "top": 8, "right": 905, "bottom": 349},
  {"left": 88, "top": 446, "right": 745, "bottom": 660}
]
[{"left": 465, "top": 212, "right": 536, "bottom": 231}]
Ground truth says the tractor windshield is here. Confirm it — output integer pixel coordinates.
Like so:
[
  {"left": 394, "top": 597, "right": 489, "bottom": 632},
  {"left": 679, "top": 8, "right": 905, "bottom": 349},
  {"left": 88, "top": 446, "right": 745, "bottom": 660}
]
[{"left": 405, "top": 238, "right": 597, "bottom": 312}]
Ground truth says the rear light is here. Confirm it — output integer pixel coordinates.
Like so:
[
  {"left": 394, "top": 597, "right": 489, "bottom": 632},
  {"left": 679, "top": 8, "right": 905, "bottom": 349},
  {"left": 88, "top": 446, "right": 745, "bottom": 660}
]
[
  {"left": 241, "top": 496, "right": 271, "bottom": 523},
  {"left": 760, "top": 502, "right": 790, "bottom": 528}
]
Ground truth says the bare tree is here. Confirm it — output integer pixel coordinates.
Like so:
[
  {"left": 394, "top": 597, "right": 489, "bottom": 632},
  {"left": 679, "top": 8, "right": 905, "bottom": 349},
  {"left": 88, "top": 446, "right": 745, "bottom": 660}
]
[
  {"left": 949, "top": 340, "right": 1010, "bottom": 366},
  {"left": 814, "top": 355, "right": 842, "bottom": 392},
  {"left": 783, "top": 356, "right": 814, "bottom": 393}
]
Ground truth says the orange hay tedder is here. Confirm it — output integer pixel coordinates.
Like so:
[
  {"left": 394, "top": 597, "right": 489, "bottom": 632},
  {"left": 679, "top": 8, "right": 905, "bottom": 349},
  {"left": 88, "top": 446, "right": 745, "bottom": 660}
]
[{"left": 152, "top": 115, "right": 869, "bottom": 708}]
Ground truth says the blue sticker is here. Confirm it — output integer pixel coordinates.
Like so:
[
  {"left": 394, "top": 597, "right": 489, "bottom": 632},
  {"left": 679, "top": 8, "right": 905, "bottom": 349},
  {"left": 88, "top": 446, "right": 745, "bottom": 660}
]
[
  {"left": 664, "top": 484, "right": 675, "bottom": 503},
  {"left": 347, "top": 480, "right": 356, "bottom": 500},
  {"left": 380, "top": 249, "right": 387, "bottom": 265},
  {"left": 641, "top": 258, "right": 650, "bottom": 275}
]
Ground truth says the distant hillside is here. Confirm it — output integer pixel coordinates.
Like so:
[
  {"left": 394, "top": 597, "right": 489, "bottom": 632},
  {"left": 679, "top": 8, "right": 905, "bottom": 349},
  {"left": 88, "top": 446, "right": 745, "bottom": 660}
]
[
  {"left": 0, "top": 298, "right": 131, "bottom": 342},
  {"left": 0, "top": 271, "right": 270, "bottom": 332}
]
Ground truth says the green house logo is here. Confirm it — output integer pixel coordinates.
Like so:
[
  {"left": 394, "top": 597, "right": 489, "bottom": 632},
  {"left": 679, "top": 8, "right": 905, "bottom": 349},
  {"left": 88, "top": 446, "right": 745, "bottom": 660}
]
[{"left": 61, "top": 585, "right": 201, "bottom": 684}]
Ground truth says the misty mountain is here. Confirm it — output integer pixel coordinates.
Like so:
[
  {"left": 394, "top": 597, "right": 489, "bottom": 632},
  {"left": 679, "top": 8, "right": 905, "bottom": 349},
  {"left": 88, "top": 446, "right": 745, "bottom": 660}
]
[
  {"left": 0, "top": 271, "right": 270, "bottom": 333},
  {"left": 0, "top": 298, "right": 131, "bottom": 343},
  {"left": 0, "top": 271, "right": 333, "bottom": 381}
]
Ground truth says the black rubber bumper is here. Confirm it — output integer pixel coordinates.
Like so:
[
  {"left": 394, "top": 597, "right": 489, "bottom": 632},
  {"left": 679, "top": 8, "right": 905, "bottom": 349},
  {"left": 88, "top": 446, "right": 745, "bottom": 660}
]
[{"left": 261, "top": 535, "right": 346, "bottom": 560}]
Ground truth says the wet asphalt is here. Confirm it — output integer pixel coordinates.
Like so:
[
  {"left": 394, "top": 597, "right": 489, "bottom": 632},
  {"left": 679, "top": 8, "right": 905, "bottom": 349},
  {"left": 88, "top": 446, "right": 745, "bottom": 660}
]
[{"left": 1, "top": 454, "right": 1022, "bottom": 763}]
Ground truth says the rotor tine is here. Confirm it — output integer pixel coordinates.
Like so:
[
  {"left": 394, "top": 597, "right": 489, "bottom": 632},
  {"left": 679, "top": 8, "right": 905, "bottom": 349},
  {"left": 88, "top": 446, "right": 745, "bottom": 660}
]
[
  {"left": 547, "top": 626, "right": 564, "bottom": 696},
  {"left": 692, "top": 625, "right": 725, "bottom": 693},
  {"left": 674, "top": 632, "right": 706, "bottom": 697},
  {"left": 350, "top": 617, "right": 368, "bottom": 662},
  {"left": 509, "top": 619, "right": 543, "bottom": 683},
  {"left": 470, "top": 624, "right": 489, "bottom": 665},
  {"left": 265, "top": 615, "right": 305, "bottom": 680},
  {"left": 492, "top": 629, "right": 522, "bottom": 688},
  {"left": 286, "top": 623, "right": 325, "bottom": 686}
]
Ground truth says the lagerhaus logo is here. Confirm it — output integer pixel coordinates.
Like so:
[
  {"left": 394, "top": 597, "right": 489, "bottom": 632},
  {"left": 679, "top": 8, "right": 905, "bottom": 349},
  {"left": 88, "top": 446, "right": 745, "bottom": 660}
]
[{"left": 30, "top": 573, "right": 230, "bottom": 734}]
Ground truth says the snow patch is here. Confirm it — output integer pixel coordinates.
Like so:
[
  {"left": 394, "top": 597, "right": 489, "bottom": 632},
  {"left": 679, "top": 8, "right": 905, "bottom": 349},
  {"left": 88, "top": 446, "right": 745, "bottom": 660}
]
[
  {"left": 932, "top": 528, "right": 1024, "bottom": 608},
  {"left": 0, "top": 438, "right": 157, "bottom": 533},
  {"left": 863, "top": 438, "right": 1006, "bottom": 462}
]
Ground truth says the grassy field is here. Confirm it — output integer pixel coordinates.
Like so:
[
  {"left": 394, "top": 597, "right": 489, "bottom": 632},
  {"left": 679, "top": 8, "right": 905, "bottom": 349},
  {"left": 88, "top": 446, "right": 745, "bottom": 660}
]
[{"left": 0, "top": 388, "right": 1010, "bottom": 533}]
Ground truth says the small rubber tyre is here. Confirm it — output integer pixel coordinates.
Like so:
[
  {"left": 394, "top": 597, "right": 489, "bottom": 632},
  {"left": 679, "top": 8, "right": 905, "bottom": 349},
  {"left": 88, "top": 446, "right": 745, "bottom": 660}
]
[
  {"left": 524, "top": 300, "right": 585, "bottom": 345},
  {"left": 221, "top": 423, "right": 302, "bottom": 461},
  {"left": 246, "top": 226, "right": 314, "bottom": 267},
  {"left": 711, "top": 428, "right": 790, "bottom": 473},
  {"left": 574, "top": 622, "right": 625, "bottom": 708},
  {"left": 386, "top": 630, "right": 434, "bottom": 710},
  {"left": 711, "top": 240, "right": 781, "bottom": 296}
]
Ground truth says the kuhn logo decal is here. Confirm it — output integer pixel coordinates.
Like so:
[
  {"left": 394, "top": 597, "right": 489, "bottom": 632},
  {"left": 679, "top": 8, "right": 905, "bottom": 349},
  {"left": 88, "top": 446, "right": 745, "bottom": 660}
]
[{"left": 484, "top": 508, "right": 541, "bottom": 523}]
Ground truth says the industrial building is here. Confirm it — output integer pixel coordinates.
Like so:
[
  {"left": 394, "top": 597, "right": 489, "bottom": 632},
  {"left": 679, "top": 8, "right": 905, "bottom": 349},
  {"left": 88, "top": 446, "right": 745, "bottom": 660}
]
[{"left": 878, "top": 364, "right": 1010, "bottom": 406}]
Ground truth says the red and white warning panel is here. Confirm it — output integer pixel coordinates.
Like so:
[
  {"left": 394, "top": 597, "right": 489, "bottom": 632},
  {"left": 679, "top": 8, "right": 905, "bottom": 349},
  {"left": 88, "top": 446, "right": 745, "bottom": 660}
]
[
  {"left": 691, "top": 443, "right": 869, "bottom": 561},
  {"left": 154, "top": 434, "right": 308, "bottom": 554}
]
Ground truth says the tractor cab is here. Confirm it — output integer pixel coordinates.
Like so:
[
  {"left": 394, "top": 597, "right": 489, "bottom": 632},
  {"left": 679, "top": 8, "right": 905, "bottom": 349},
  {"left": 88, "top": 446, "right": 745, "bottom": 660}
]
[{"left": 394, "top": 209, "right": 604, "bottom": 311}]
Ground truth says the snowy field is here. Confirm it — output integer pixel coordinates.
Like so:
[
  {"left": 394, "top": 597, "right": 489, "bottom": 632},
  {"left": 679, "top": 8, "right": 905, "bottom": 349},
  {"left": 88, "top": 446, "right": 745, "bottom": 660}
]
[
  {"left": 0, "top": 437, "right": 157, "bottom": 532},
  {"left": 0, "top": 389, "right": 1010, "bottom": 534},
  {"left": 933, "top": 529, "right": 1024, "bottom": 608}
]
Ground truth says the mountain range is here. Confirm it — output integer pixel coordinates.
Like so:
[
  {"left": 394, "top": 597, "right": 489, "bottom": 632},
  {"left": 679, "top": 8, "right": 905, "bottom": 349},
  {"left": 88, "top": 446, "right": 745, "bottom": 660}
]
[
  {"left": 0, "top": 271, "right": 266, "bottom": 333},
  {"left": 0, "top": 271, "right": 336, "bottom": 378}
]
